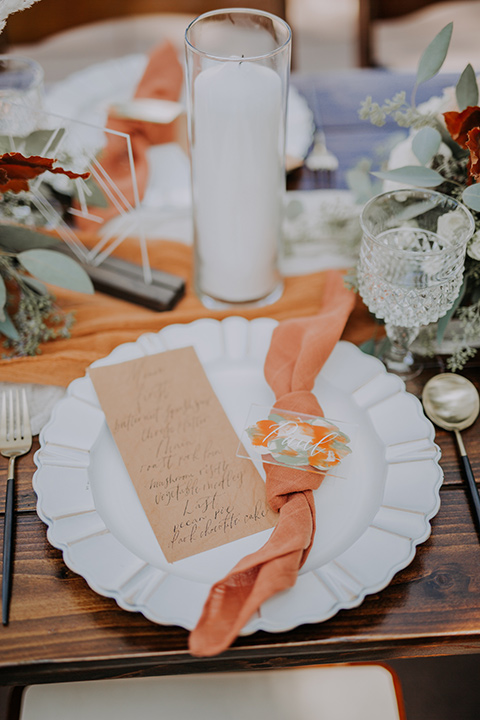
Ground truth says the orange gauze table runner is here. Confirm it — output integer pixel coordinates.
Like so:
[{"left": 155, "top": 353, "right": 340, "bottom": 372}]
[
  {"left": 188, "top": 270, "right": 355, "bottom": 656},
  {"left": 0, "top": 237, "right": 373, "bottom": 387}
]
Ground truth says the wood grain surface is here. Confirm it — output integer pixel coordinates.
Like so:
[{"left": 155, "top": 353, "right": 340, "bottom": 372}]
[
  {"left": 2, "top": 71, "right": 480, "bottom": 693},
  {"left": 1, "top": 355, "right": 480, "bottom": 686}
]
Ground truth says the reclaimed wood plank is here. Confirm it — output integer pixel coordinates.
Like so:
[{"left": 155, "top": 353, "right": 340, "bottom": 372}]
[{"left": 1, "top": 487, "right": 480, "bottom": 684}]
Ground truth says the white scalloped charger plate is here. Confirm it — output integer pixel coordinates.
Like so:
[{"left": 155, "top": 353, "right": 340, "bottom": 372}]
[{"left": 33, "top": 317, "right": 442, "bottom": 634}]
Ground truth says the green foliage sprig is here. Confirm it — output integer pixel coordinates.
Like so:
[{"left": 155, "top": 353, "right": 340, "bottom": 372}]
[
  {"left": 0, "top": 143, "right": 96, "bottom": 356},
  {"left": 0, "top": 224, "right": 92, "bottom": 355}
]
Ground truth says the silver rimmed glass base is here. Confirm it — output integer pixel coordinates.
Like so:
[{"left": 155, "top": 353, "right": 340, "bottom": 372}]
[
  {"left": 197, "top": 280, "right": 284, "bottom": 310},
  {"left": 381, "top": 326, "right": 422, "bottom": 380}
]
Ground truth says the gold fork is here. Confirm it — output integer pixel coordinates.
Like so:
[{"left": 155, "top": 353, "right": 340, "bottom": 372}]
[{"left": 1, "top": 389, "right": 32, "bottom": 625}]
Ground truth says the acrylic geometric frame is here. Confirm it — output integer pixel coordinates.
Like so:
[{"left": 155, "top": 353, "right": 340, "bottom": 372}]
[{"left": 0, "top": 101, "right": 153, "bottom": 284}]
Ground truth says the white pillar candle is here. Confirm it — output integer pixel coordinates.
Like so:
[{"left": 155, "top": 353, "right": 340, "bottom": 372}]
[{"left": 192, "top": 60, "right": 283, "bottom": 303}]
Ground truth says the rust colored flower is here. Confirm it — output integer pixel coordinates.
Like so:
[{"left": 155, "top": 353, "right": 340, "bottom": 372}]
[
  {"left": 466, "top": 126, "right": 480, "bottom": 182},
  {"left": 444, "top": 106, "right": 480, "bottom": 148},
  {"left": 0, "top": 152, "right": 90, "bottom": 193}
]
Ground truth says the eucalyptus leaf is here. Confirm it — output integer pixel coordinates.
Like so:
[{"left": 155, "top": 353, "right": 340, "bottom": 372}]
[
  {"left": 0, "top": 224, "right": 60, "bottom": 253},
  {"left": 359, "top": 338, "right": 376, "bottom": 356},
  {"left": 436, "top": 279, "right": 466, "bottom": 344},
  {"left": 22, "top": 275, "right": 48, "bottom": 295},
  {"left": 416, "top": 22, "right": 453, "bottom": 86},
  {"left": 70, "top": 177, "right": 108, "bottom": 209},
  {"left": 0, "top": 274, "right": 6, "bottom": 321},
  {"left": 372, "top": 165, "right": 444, "bottom": 187},
  {"left": 456, "top": 64, "right": 479, "bottom": 111},
  {"left": 18, "top": 249, "right": 94, "bottom": 293},
  {"left": 346, "top": 166, "right": 378, "bottom": 204},
  {"left": 0, "top": 135, "right": 16, "bottom": 154},
  {"left": 84, "top": 178, "right": 108, "bottom": 209},
  {"left": 285, "top": 198, "right": 303, "bottom": 221},
  {"left": 394, "top": 199, "right": 438, "bottom": 222},
  {"left": 433, "top": 117, "right": 469, "bottom": 159},
  {"left": 374, "top": 337, "right": 391, "bottom": 359},
  {"left": 462, "top": 183, "right": 480, "bottom": 211},
  {"left": 412, "top": 127, "right": 442, "bottom": 165},
  {"left": 24, "top": 128, "right": 66, "bottom": 157},
  {"left": 361, "top": 335, "right": 389, "bottom": 358},
  {"left": 0, "top": 128, "right": 66, "bottom": 157},
  {"left": 0, "top": 311, "right": 19, "bottom": 341}
]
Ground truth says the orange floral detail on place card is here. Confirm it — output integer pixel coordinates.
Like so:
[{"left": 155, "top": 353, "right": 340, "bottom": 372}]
[{"left": 247, "top": 412, "right": 352, "bottom": 473}]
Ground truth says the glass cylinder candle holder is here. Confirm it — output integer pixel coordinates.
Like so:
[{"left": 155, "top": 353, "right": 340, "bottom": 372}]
[{"left": 185, "top": 8, "right": 291, "bottom": 308}]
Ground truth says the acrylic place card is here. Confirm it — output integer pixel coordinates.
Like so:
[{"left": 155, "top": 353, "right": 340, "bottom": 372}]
[
  {"left": 89, "top": 347, "right": 277, "bottom": 563},
  {"left": 237, "top": 405, "right": 357, "bottom": 480}
]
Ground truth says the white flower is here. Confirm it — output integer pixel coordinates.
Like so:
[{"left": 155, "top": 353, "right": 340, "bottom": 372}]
[
  {"left": 0, "top": 0, "right": 42, "bottom": 34},
  {"left": 388, "top": 137, "right": 420, "bottom": 171},
  {"left": 417, "top": 86, "right": 457, "bottom": 118},
  {"left": 467, "top": 231, "right": 480, "bottom": 261},
  {"left": 437, "top": 208, "right": 471, "bottom": 244},
  {"left": 383, "top": 132, "right": 452, "bottom": 193}
]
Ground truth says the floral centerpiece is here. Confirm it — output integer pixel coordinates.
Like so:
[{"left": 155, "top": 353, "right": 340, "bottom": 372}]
[
  {"left": 0, "top": 152, "right": 94, "bottom": 355},
  {"left": 357, "top": 22, "right": 480, "bottom": 370},
  {"left": 0, "top": 0, "right": 98, "bottom": 356}
]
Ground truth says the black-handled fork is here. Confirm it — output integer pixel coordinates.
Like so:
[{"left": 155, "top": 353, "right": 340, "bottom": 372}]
[{"left": 1, "top": 389, "right": 32, "bottom": 625}]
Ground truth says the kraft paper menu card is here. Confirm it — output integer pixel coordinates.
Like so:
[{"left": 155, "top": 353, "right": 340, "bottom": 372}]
[{"left": 89, "top": 347, "right": 277, "bottom": 563}]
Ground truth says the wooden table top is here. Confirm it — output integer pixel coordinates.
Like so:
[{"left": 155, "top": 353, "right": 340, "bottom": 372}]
[{"left": 2, "top": 69, "right": 480, "bottom": 688}]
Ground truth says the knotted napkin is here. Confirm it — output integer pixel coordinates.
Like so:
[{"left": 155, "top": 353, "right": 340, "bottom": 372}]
[
  {"left": 188, "top": 270, "right": 355, "bottom": 657},
  {"left": 78, "top": 40, "right": 184, "bottom": 228}
]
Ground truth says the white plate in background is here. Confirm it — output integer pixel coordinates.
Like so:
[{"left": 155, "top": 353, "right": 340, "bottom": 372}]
[{"left": 45, "top": 54, "right": 314, "bottom": 244}]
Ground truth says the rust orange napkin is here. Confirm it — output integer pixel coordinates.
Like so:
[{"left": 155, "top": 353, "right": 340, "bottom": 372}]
[
  {"left": 77, "top": 40, "right": 184, "bottom": 229},
  {"left": 188, "top": 270, "right": 356, "bottom": 656}
]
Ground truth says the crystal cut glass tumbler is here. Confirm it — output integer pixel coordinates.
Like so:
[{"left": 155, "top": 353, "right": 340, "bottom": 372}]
[
  {"left": 358, "top": 189, "right": 475, "bottom": 378},
  {"left": 185, "top": 9, "right": 291, "bottom": 308},
  {"left": 0, "top": 55, "right": 44, "bottom": 135}
]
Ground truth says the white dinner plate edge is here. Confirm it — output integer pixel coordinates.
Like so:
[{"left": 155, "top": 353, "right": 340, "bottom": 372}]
[{"left": 32, "top": 319, "right": 443, "bottom": 635}]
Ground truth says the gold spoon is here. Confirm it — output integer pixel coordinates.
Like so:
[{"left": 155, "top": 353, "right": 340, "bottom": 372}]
[{"left": 422, "top": 373, "right": 480, "bottom": 535}]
